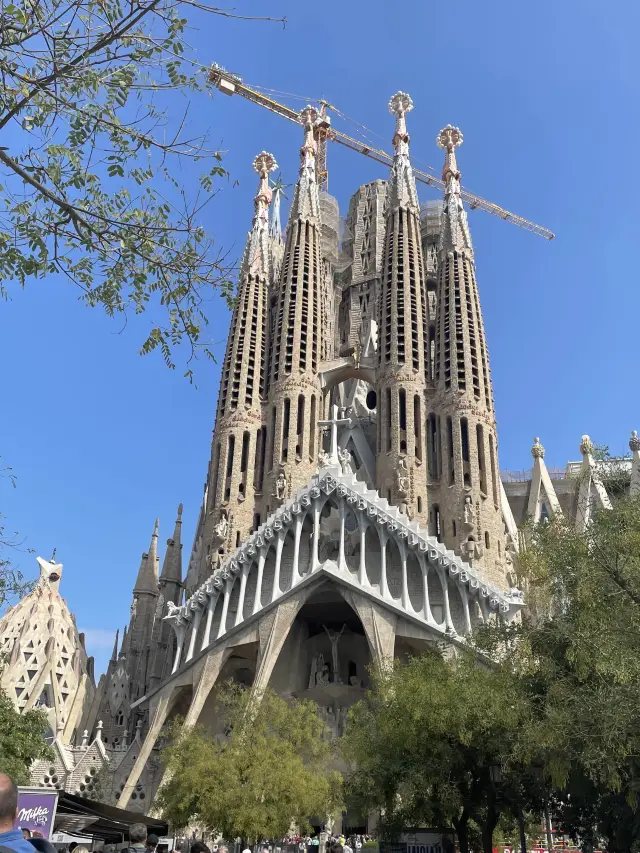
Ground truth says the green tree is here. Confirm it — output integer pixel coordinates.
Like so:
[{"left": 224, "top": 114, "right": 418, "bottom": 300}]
[
  {"left": 157, "top": 683, "right": 342, "bottom": 841},
  {"left": 341, "top": 649, "right": 542, "bottom": 853},
  {"left": 0, "top": 0, "right": 283, "bottom": 371},
  {"left": 476, "top": 492, "right": 640, "bottom": 852},
  {"left": 0, "top": 687, "right": 53, "bottom": 783}
]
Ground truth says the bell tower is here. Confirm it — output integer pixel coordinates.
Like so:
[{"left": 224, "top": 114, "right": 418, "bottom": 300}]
[
  {"left": 432, "top": 125, "right": 506, "bottom": 584},
  {"left": 375, "top": 92, "right": 431, "bottom": 523}
]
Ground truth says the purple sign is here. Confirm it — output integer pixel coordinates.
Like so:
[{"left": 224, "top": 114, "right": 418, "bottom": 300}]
[{"left": 17, "top": 789, "right": 59, "bottom": 839}]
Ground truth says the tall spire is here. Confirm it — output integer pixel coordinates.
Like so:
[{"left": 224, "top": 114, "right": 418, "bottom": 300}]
[
  {"left": 160, "top": 504, "right": 183, "bottom": 584},
  {"left": 437, "top": 125, "right": 473, "bottom": 253},
  {"left": 386, "top": 92, "right": 419, "bottom": 212},
  {"left": 240, "top": 151, "right": 278, "bottom": 281},
  {"left": 288, "top": 106, "right": 321, "bottom": 222},
  {"left": 134, "top": 518, "right": 159, "bottom": 593},
  {"left": 375, "top": 90, "right": 430, "bottom": 523}
]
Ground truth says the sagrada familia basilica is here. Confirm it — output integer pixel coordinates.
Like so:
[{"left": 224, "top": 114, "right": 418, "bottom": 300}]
[{"left": 2, "top": 91, "right": 639, "bottom": 820}]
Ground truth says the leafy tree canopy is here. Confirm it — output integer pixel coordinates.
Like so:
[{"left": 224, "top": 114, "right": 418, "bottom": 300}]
[
  {"left": 341, "top": 649, "right": 543, "bottom": 853},
  {"left": 0, "top": 0, "right": 283, "bottom": 373},
  {"left": 157, "top": 683, "right": 342, "bottom": 841},
  {"left": 0, "top": 687, "right": 53, "bottom": 783}
]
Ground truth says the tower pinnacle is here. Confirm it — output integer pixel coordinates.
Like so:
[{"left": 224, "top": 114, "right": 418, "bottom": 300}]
[
  {"left": 389, "top": 91, "right": 413, "bottom": 153},
  {"left": 437, "top": 124, "right": 472, "bottom": 253},
  {"left": 288, "top": 106, "right": 320, "bottom": 222},
  {"left": 241, "top": 151, "right": 277, "bottom": 280},
  {"left": 386, "top": 92, "right": 419, "bottom": 212}
]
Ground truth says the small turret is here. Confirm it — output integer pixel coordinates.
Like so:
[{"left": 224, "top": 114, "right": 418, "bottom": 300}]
[
  {"left": 134, "top": 519, "right": 159, "bottom": 593},
  {"left": 160, "top": 504, "right": 183, "bottom": 585}
]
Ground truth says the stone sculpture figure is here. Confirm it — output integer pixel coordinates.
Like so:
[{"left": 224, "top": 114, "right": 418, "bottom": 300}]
[
  {"left": 318, "top": 449, "right": 331, "bottom": 469},
  {"left": 323, "top": 623, "right": 346, "bottom": 683},
  {"left": 273, "top": 468, "right": 287, "bottom": 501},
  {"left": 463, "top": 495, "right": 473, "bottom": 526},
  {"left": 397, "top": 456, "right": 409, "bottom": 497},
  {"left": 338, "top": 447, "right": 353, "bottom": 475},
  {"left": 214, "top": 511, "right": 229, "bottom": 543}
]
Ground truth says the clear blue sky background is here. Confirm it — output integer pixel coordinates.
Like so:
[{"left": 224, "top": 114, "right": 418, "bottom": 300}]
[{"left": 1, "top": 0, "right": 638, "bottom": 678}]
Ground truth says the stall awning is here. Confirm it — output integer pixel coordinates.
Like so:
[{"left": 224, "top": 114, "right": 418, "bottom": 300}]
[{"left": 54, "top": 792, "right": 168, "bottom": 843}]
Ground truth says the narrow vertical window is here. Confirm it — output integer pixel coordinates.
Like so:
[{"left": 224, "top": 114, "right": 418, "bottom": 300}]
[
  {"left": 211, "top": 442, "right": 221, "bottom": 506},
  {"left": 296, "top": 394, "right": 305, "bottom": 459},
  {"left": 309, "top": 395, "right": 317, "bottom": 459},
  {"left": 433, "top": 504, "right": 441, "bottom": 541},
  {"left": 281, "top": 398, "right": 290, "bottom": 462},
  {"left": 461, "top": 417, "right": 471, "bottom": 487},
  {"left": 240, "top": 431, "right": 250, "bottom": 473},
  {"left": 399, "top": 389, "right": 407, "bottom": 452},
  {"left": 267, "top": 406, "right": 276, "bottom": 472},
  {"left": 414, "top": 395, "right": 422, "bottom": 462},
  {"left": 226, "top": 435, "right": 235, "bottom": 477},
  {"left": 477, "top": 424, "right": 487, "bottom": 495},
  {"left": 386, "top": 388, "right": 392, "bottom": 453},
  {"left": 489, "top": 434, "right": 499, "bottom": 507},
  {"left": 446, "top": 416, "right": 455, "bottom": 484}
]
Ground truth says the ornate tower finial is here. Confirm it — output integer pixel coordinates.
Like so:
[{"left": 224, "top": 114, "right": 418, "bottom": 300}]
[
  {"left": 388, "top": 91, "right": 413, "bottom": 154},
  {"left": 239, "top": 152, "right": 277, "bottom": 282},
  {"left": 580, "top": 434, "right": 593, "bottom": 456},
  {"left": 50, "top": 548, "right": 57, "bottom": 563},
  {"left": 177, "top": 503, "right": 183, "bottom": 519},
  {"left": 299, "top": 105, "right": 318, "bottom": 165},
  {"left": 437, "top": 124, "right": 463, "bottom": 183},
  {"left": 630, "top": 430, "right": 640, "bottom": 452},
  {"left": 531, "top": 437, "right": 545, "bottom": 459}
]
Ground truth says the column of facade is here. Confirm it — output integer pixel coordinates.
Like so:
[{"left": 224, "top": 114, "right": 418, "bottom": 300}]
[
  {"left": 432, "top": 126, "right": 507, "bottom": 586},
  {"left": 376, "top": 93, "right": 430, "bottom": 525}
]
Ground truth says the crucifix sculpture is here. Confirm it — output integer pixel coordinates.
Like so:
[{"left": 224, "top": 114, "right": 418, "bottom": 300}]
[
  {"left": 318, "top": 404, "right": 352, "bottom": 465},
  {"left": 323, "top": 623, "right": 346, "bottom": 683}
]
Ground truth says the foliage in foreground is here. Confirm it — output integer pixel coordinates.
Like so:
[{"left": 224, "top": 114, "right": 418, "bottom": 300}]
[
  {"left": 0, "top": 0, "right": 283, "bottom": 371},
  {"left": 343, "top": 493, "right": 640, "bottom": 853},
  {"left": 157, "top": 683, "right": 342, "bottom": 841},
  {"left": 341, "top": 650, "right": 542, "bottom": 853},
  {"left": 0, "top": 687, "right": 53, "bottom": 783}
]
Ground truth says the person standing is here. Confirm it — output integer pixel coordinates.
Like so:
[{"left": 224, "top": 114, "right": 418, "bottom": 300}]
[
  {"left": 146, "top": 835, "right": 159, "bottom": 853},
  {"left": 128, "top": 824, "right": 149, "bottom": 853},
  {"left": 0, "top": 774, "right": 42, "bottom": 853}
]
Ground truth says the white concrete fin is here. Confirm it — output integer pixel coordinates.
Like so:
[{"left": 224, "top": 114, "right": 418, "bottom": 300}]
[
  {"left": 576, "top": 435, "right": 613, "bottom": 534},
  {"left": 527, "top": 437, "right": 563, "bottom": 523}
]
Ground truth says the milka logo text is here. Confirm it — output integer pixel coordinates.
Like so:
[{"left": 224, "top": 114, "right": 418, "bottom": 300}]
[{"left": 18, "top": 806, "right": 50, "bottom": 826}]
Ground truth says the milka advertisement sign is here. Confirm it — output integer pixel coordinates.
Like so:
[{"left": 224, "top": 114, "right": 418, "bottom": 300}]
[{"left": 17, "top": 789, "right": 59, "bottom": 839}]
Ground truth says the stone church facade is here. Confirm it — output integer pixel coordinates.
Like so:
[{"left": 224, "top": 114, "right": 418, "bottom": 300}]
[{"left": 2, "top": 90, "right": 639, "bottom": 817}]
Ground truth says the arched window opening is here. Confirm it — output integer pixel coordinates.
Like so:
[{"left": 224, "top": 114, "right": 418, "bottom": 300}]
[
  {"left": 417, "top": 495, "right": 423, "bottom": 513},
  {"left": 452, "top": 519, "right": 457, "bottom": 538},
  {"left": 485, "top": 531, "right": 490, "bottom": 550},
  {"left": 211, "top": 442, "right": 221, "bottom": 506},
  {"left": 386, "top": 388, "right": 392, "bottom": 452}
]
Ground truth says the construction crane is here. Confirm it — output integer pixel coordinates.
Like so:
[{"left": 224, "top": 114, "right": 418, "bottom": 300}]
[{"left": 209, "top": 65, "right": 555, "bottom": 241}]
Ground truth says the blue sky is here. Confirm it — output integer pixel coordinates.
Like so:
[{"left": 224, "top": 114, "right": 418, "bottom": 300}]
[{"left": 1, "top": 0, "right": 638, "bottom": 678}]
